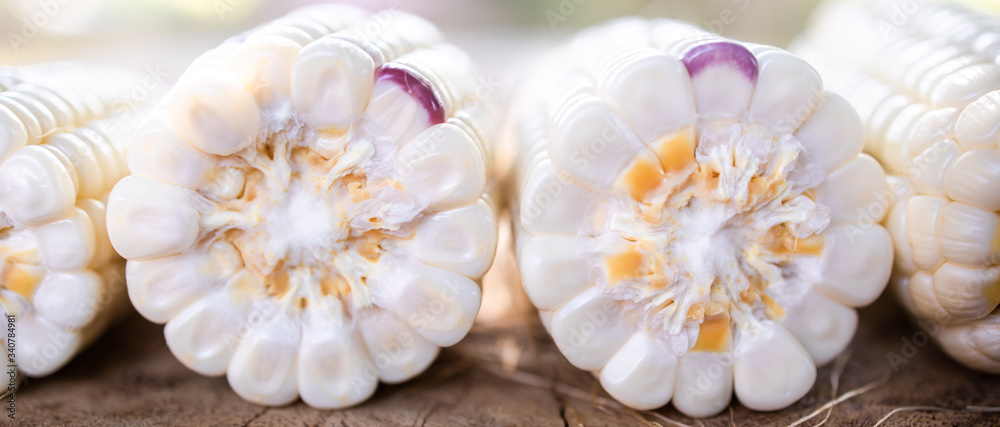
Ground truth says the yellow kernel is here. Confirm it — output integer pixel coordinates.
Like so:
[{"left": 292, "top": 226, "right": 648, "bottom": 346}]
[
  {"left": 983, "top": 276, "right": 1000, "bottom": 308},
  {"left": 2, "top": 260, "right": 44, "bottom": 300},
  {"left": 761, "top": 293, "right": 785, "bottom": 320},
  {"left": 618, "top": 156, "right": 664, "bottom": 201},
  {"left": 691, "top": 314, "right": 732, "bottom": 353},
  {"left": 604, "top": 246, "right": 650, "bottom": 283},
  {"left": 267, "top": 265, "right": 290, "bottom": 297},
  {"left": 654, "top": 127, "right": 696, "bottom": 174},
  {"left": 320, "top": 273, "right": 349, "bottom": 298}
]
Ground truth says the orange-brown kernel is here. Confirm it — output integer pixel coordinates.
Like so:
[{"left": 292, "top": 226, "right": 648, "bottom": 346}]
[
  {"left": 348, "top": 180, "right": 367, "bottom": 203},
  {"left": 747, "top": 174, "right": 789, "bottom": 206},
  {"left": 618, "top": 157, "right": 665, "bottom": 201},
  {"left": 694, "top": 165, "right": 721, "bottom": 195},
  {"left": 783, "top": 235, "right": 825, "bottom": 256},
  {"left": 983, "top": 276, "right": 1000, "bottom": 308},
  {"left": 691, "top": 314, "right": 732, "bottom": 352},
  {"left": 747, "top": 176, "right": 770, "bottom": 201},
  {"left": 788, "top": 235, "right": 825, "bottom": 257},
  {"left": 297, "top": 297, "right": 308, "bottom": 309},
  {"left": 740, "top": 282, "right": 761, "bottom": 304},
  {"left": 604, "top": 246, "right": 652, "bottom": 283},
  {"left": 738, "top": 275, "right": 786, "bottom": 320},
  {"left": 766, "top": 228, "right": 826, "bottom": 258},
  {"left": 266, "top": 264, "right": 290, "bottom": 297},
  {"left": 2, "top": 259, "right": 44, "bottom": 300},
  {"left": 760, "top": 293, "right": 785, "bottom": 319},
  {"left": 319, "top": 273, "right": 349, "bottom": 297},
  {"left": 354, "top": 231, "right": 386, "bottom": 261},
  {"left": 654, "top": 127, "right": 696, "bottom": 174},
  {"left": 259, "top": 142, "right": 275, "bottom": 160}
]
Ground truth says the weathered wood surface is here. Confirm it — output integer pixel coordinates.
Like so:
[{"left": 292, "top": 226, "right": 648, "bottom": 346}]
[{"left": 15, "top": 292, "right": 1000, "bottom": 427}]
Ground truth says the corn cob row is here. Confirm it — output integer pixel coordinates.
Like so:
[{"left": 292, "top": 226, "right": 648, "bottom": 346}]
[
  {"left": 509, "top": 17, "right": 892, "bottom": 417},
  {"left": 105, "top": 4, "right": 497, "bottom": 408},
  {"left": 795, "top": 0, "right": 1000, "bottom": 374},
  {"left": 0, "top": 63, "right": 144, "bottom": 378}
]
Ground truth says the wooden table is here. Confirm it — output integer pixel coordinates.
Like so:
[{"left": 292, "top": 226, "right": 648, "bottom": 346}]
[{"left": 16, "top": 293, "right": 1000, "bottom": 426}]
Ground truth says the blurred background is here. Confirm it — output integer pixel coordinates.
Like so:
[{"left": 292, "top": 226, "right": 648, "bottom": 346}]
[
  {"left": 0, "top": 0, "right": 823, "bottom": 51},
  {"left": 0, "top": 0, "right": 824, "bottom": 87}
]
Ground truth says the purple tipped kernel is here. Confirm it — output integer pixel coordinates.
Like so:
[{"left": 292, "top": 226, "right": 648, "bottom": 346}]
[
  {"left": 375, "top": 65, "right": 445, "bottom": 126},
  {"left": 681, "top": 41, "right": 758, "bottom": 82}
]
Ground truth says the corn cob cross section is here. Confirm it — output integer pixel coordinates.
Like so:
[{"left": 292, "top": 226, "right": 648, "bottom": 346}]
[
  {"left": 795, "top": 0, "right": 1000, "bottom": 374},
  {"left": 106, "top": 4, "right": 498, "bottom": 408},
  {"left": 509, "top": 18, "right": 893, "bottom": 417},
  {"left": 0, "top": 63, "right": 143, "bottom": 378}
]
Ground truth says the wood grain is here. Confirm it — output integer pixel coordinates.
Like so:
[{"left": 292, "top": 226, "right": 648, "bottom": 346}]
[{"left": 16, "top": 294, "right": 1000, "bottom": 426}]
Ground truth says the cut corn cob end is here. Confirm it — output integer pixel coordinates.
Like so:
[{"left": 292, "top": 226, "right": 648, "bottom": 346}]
[
  {"left": 510, "top": 18, "right": 892, "bottom": 417},
  {"left": 0, "top": 63, "right": 142, "bottom": 379},
  {"left": 106, "top": 4, "right": 497, "bottom": 409},
  {"left": 796, "top": 0, "right": 1000, "bottom": 374}
]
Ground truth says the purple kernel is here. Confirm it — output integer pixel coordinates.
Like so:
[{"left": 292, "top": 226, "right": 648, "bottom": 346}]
[
  {"left": 375, "top": 65, "right": 445, "bottom": 126},
  {"left": 681, "top": 41, "right": 758, "bottom": 83}
]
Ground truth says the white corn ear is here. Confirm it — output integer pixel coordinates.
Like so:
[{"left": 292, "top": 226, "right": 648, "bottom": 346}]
[
  {"left": 105, "top": 4, "right": 497, "bottom": 409},
  {"left": 795, "top": 0, "right": 1000, "bottom": 374},
  {"left": 0, "top": 62, "right": 146, "bottom": 380},
  {"left": 508, "top": 17, "right": 891, "bottom": 417}
]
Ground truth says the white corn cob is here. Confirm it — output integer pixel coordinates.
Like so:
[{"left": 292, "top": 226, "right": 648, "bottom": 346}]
[
  {"left": 508, "top": 18, "right": 892, "bottom": 417},
  {"left": 795, "top": 0, "right": 1000, "bottom": 374},
  {"left": 0, "top": 63, "right": 144, "bottom": 379},
  {"left": 105, "top": 4, "right": 497, "bottom": 409}
]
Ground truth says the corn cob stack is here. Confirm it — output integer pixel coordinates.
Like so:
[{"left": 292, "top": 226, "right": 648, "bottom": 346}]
[
  {"left": 0, "top": 63, "right": 144, "bottom": 379},
  {"left": 508, "top": 18, "right": 893, "bottom": 417},
  {"left": 795, "top": 0, "right": 1000, "bottom": 374},
  {"left": 105, "top": 4, "right": 497, "bottom": 408}
]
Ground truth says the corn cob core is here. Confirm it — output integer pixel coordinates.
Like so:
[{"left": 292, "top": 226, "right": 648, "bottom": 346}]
[
  {"left": 0, "top": 63, "right": 140, "bottom": 378},
  {"left": 593, "top": 42, "right": 826, "bottom": 339},
  {"left": 106, "top": 5, "right": 497, "bottom": 409},
  {"left": 194, "top": 65, "right": 448, "bottom": 311},
  {"left": 512, "top": 18, "right": 892, "bottom": 417},
  {"left": 795, "top": 0, "right": 1000, "bottom": 374}
]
